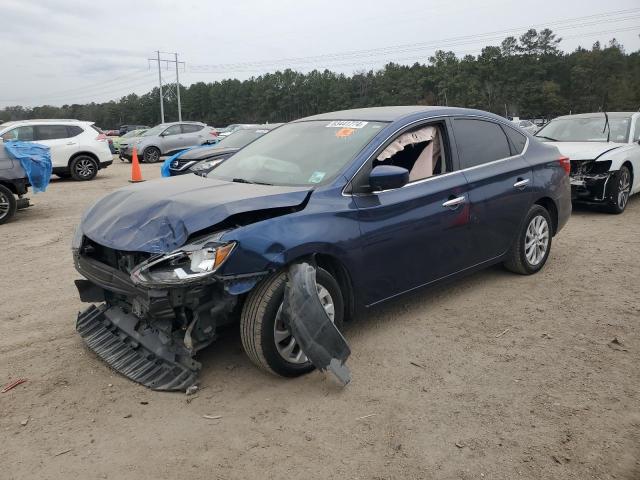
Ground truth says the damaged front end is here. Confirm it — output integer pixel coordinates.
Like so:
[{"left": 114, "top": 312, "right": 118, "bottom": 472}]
[
  {"left": 570, "top": 160, "right": 613, "bottom": 203},
  {"left": 73, "top": 229, "right": 265, "bottom": 391}
]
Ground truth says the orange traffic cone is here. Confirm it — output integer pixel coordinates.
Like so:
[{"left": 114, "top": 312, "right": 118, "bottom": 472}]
[{"left": 129, "top": 147, "right": 144, "bottom": 183}]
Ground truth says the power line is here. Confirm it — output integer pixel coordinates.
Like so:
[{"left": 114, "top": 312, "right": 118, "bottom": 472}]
[
  {"left": 185, "top": 24, "right": 640, "bottom": 75},
  {"left": 188, "top": 8, "right": 640, "bottom": 73},
  {"left": 0, "top": 70, "right": 154, "bottom": 103}
]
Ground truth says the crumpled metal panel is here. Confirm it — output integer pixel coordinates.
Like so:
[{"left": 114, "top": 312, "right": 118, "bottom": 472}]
[{"left": 79, "top": 174, "right": 311, "bottom": 254}]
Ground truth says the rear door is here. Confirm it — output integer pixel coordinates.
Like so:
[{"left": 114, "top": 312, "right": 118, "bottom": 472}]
[
  {"left": 352, "top": 119, "right": 472, "bottom": 306},
  {"left": 35, "top": 124, "right": 78, "bottom": 168},
  {"left": 451, "top": 118, "right": 533, "bottom": 264},
  {"left": 181, "top": 124, "right": 206, "bottom": 147}
]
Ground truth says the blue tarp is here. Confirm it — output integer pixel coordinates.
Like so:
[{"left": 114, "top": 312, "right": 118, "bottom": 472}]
[
  {"left": 161, "top": 144, "right": 214, "bottom": 177},
  {"left": 4, "top": 141, "right": 52, "bottom": 193}
]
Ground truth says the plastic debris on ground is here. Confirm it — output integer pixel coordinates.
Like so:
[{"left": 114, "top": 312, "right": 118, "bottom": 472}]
[{"left": 4, "top": 141, "right": 52, "bottom": 192}]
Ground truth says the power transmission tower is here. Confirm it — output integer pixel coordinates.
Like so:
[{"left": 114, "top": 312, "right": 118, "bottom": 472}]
[{"left": 148, "top": 51, "right": 185, "bottom": 123}]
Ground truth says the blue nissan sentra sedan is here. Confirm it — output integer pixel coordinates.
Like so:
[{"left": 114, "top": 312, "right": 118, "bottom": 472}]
[{"left": 72, "top": 106, "right": 571, "bottom": 390}]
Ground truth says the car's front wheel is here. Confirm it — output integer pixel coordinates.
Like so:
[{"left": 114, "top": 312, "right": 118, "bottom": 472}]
[
  {"left": 0, "top": 184, "right": 17, "bottom": 225},
  {"left": 143, "top": 147, "right": 160, "bottom": 163},
  {"left": 504, "top": 204, "right": 553, "bottom": 275},
  {"left": 240, "top": 267, "right": 344, "bottom": 377},
  {"left": 606, "top": 165, "right": 631, "bottom": 214}
]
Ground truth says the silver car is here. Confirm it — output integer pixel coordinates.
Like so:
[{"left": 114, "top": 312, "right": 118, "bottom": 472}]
[{"left": 120, "top": 122, "right": 218, "bottom": 163}]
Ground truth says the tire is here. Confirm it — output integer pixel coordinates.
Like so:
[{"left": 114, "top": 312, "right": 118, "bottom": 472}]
[
  {"left": 605, "top": 165, "right": 631, "bottom": 214},
  {"left": 143, "top": 147, "right": 160, "bottom": 163},
  {"left": 70, "top": 155, "right": 98, "bottom": 181},
  {"left": 0, "top": 184, "right": 17, "bottom": 225},
  {"left": 504, "top": 204, "right": 553, "bottom": 275},
  {"left": 240, "top": 267, "right": 344, "bottom": 377}
]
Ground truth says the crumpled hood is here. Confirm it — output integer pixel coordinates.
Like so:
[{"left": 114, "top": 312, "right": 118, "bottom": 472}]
[
  {"left": 80, "top": 174, "right": 311, "bottom": 253},
  {"left": 548, "top": 142, "right": 623, "bottom": 161}
]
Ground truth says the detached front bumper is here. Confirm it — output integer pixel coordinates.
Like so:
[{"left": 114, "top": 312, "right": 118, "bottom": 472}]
[{"left": 73, "top": 250, "right": 250, "bottom": 391}]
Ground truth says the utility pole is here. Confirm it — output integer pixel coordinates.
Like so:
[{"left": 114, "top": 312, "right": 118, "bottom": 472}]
[
  {"left": 148, "top": 51, "right": 185, "bottom": 123},
  {"left": 175, "top": 52, "right": 182, "bottom": 122},
  {"left": 156, "top": 51, "right": 164, "bottom": 123}
]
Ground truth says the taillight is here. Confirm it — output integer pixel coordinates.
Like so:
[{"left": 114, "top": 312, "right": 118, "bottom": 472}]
[
  {"left": 96, "top": 133, "right": 107, "bottom": 141},
  {"left": 210, "top": 130, "right": 218, "bottom": 137},
  {"left": 558, "top": 156, "right": 570, "bottom": 174}
]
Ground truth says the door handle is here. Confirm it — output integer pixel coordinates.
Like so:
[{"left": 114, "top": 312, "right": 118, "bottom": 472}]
[
  {"left": 513, "top": 178, "right": 530, "bottom": 189},
  {"left": 66, "top": 142, "right": 76, "bottom": 146},
  {"left": 442, "top": 196, "right": 465, "bottom": 209}
]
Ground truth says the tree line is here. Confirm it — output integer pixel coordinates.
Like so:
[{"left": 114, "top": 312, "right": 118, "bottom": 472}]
[{"left": 1, "top": 29, "right": 638, "bottom": 129}]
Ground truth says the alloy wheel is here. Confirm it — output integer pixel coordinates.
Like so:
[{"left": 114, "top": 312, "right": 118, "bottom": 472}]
[
  {"left": 0, "top": 191, "right": 10, "bottom": 220},
  {"left": 617, "top": 168, "right": 631, "bottom": 210},
  {"left": 273, "top": 283, "right": 335, "bottom": 364},
  {"left": 145, "top": 149, "right": 160, "bottom": 163},
  {"left": 75, "top": 158, "right": 96, "bottom": 178},
  {"left": 524, "top": 215, "right": 549, "bottom": 266}
]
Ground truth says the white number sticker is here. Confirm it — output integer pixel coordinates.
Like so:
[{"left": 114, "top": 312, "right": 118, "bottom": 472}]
[{"left": 326, "top": 121, "right": 368, "bottom": 129}]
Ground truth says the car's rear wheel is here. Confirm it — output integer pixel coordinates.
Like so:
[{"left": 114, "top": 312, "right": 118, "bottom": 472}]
[
  {"left": 240, "top": 267, "right": 344, "bottom": 377},
  {"left": 143, "top": 147, "right": 160, "bottom": 163},
  {"left": 0, "top": 185, "right": 17, "bottom": 225},
  {"left": 504, "top": 204, "right": 552, "bottom": 275},
  {"left": 70, "top": 155, "right": 98, "bottom": 181},
  {"left": 606, "top": 165, "right": 631, "bottom": 214}
]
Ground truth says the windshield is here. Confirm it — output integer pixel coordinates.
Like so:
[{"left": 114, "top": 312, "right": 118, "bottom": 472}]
[
  {"left": 208, "top": 120, "right": 386, "bottom": 186},
  {"left": 122, "top": 129, "right": 144, "bottom": 138},
  {"left": 219, "top": 129, "right": 271, "bottom": 148},
  {"left": 536, "top": 116, "right": 631, "bottom": 143},
  {"left": 143, "top": 124, "right": 168, "bottom": 137}
]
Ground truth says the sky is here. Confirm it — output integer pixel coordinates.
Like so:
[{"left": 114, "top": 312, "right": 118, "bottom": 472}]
[{"left": 1, "top": 0, "right": 639, "bottom": 108}]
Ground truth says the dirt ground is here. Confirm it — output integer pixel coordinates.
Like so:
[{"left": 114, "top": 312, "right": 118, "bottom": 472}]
[{"left": 1, "top": 158, "right": 639, "bottom": 480}]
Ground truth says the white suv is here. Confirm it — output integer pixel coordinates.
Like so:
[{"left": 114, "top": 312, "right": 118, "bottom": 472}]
[{"left": 0, "top": 119, "right": 113, "bottom": 180}]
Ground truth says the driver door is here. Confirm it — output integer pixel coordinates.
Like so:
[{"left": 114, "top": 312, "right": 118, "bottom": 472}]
[{"left": 352, "top": 120, "right": 472, "bottom": 306}]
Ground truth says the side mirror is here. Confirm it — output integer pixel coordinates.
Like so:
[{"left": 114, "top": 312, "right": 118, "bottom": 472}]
[{"left": 369, "top": 165, "right": 409, "bottom": 192}]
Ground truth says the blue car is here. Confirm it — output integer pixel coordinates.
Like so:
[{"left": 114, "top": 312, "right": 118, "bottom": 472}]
[{"left": 72, "top": 106, "right": 571, "bottom": 390}]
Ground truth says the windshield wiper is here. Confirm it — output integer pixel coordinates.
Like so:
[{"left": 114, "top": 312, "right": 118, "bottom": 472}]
[
  {"left": 535, "top": 135, "right": 558, "bottom": 141},
  {"left": 602, "top": 112, "right": 611, "bottom": 142},
  {"left": 232, "top": 178, "right": 273, "bottom": 186}
]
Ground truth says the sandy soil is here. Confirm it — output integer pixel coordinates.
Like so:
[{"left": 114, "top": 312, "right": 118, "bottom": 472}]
[{"left": 1, "top": 158, "right": 639, "bottom": 480}]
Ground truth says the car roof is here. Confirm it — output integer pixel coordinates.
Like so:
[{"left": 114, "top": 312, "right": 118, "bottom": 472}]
[
  {"left": 296, "top": 106, "right": 507, "bottom": 123},
  {"left": 0, "top": 119, "right": 94, "bottom": 129},
  {"left": 237, "top": 123, "right": 283, "bottom": 130},
  {"left": 554, "top": 112, "right": 638, "bottom": 120}
]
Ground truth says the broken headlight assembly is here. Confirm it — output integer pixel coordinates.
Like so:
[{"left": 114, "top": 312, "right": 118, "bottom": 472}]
[
  {"left": 130, "top": 233, "right": 236, "bottom": 286},
  {"left": 572, "top": 160, "right": 612, "bottom": 177}
]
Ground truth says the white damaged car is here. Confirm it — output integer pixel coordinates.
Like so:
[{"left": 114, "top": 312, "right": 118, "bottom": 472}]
[{"left": 535, "top": 112, "right": 640, "bottom": 213}]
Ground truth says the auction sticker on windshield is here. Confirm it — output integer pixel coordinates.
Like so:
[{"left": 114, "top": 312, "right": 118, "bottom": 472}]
[{"left": 326, "top": 121, "right": 368, "bottom": 128}]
